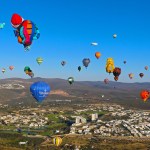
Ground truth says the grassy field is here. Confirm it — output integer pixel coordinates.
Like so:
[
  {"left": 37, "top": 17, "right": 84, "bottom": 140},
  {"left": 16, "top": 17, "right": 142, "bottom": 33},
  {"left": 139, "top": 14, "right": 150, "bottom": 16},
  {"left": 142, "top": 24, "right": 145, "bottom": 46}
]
[{"left": 1, "top": 133, "right": 150, "bottom": 150}]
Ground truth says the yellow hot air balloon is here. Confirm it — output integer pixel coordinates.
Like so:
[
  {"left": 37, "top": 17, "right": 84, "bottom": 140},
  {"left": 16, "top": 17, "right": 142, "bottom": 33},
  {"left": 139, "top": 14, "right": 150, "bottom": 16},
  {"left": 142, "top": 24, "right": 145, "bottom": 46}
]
[
  {"left": 52, "top": 137, "right": 62, "bottom": 147},
  {"left": 36, "top": 57, "right": 43, "bottom": 65},
  {"left": 106, "top": 58, "right": 115, "bottom": 73}
]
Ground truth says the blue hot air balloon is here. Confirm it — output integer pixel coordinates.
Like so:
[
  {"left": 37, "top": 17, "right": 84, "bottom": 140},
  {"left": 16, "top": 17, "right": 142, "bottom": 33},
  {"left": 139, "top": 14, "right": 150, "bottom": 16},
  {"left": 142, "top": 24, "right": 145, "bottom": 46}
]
[{"left": 30, "top": 81, "right": 51, "bottom": 102}]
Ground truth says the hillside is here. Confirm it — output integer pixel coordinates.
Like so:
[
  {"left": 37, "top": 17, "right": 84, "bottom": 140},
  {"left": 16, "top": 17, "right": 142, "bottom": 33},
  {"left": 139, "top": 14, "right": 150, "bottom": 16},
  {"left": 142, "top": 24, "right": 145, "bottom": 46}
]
[{"left": 0, "top": 78, "right": 150, "bottom": 109}]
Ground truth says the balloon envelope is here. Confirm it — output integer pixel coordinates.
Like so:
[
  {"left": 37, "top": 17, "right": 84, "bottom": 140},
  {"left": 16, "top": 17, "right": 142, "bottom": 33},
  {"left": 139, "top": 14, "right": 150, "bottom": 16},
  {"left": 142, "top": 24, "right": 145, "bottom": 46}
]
[
  {"left": 113, "top": 34, "right": 117, "bottom": 38},
  {"left": 106, "top": 58, "right": 115, "bottom": 73},
  {"left": 140, "top": 90, "right": 150, "bottom": 102},
  {"left": 2, "top": 68, "right": 6, "bottom": 73},
  {"left": 113, "top": 67, "right": 121, "bottom": 81},
  {"left": 53, "top": 137, "right": 62, "bottom": 147},
  {"left": 36, "top": 57, "right": 43, "bottom": 65},
  {"left": 68, "top": 77, "right": 74, "bottom": 84},
  {"left": 123, "top": 61, "right": 126, "bottom": 64},
  {"left": 9, "top": 66, "right": 14, "bottom": 70},
  {"left": 95, "top": 52, "right": 101, "bottom": 59},
  {"left": 30, "top": 81, "right": 50, "bottom": 102},
  {"left": 104, "top": 78, "right": 109, "bottom": 84},
  {"left": 139, "top": 73, "right": 144, "bottom": 78},
  {"left": 78, "top": 66, "right": 81, "bottom": 71},
  {"left": 129, "top": 73, "right": 134, "bottom": 79},
  {"left": 145, "top": 66, "right": 148, "bottom": 70},
  {"left": 82, "top": 58, "right": 90, "bottom": 68},
  {"left": 61, "top": 61, "right": 66, "bottom": 66}
]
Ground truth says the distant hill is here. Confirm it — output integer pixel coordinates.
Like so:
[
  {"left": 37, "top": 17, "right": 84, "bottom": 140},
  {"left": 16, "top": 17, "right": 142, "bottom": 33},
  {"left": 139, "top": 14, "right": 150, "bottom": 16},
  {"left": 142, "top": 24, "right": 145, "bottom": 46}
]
[{"left": 0, "top": 77, "right": 150, "bottom": 109}]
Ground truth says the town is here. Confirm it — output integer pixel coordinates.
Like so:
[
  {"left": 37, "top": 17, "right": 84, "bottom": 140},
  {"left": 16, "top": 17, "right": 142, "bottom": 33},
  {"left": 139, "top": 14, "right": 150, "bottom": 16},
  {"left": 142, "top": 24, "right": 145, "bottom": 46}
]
[{"left": 1, "top": 101, "right": 150, "bottom": 138}]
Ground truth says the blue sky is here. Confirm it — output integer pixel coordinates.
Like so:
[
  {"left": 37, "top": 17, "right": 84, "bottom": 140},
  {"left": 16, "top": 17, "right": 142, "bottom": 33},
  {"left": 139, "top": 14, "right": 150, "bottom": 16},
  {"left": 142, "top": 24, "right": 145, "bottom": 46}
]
[{"left": 0, "top": 0, "right": 150, "bottom": 82}]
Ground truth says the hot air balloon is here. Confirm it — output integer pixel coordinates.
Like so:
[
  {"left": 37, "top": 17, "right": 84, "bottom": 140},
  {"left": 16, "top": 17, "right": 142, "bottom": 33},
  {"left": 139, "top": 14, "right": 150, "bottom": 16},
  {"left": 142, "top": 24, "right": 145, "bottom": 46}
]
[
  {"left": 11, "top": 13, "right": 40, "bottom": 51},
  {"left": 113, "top": 67, "right": 121, "bottom": 81},
  {"left": 104, "top": 78, "right": 109, "bottom": 84},
  {"left": 82, "top": 58, "right": 90, "bottom": 68},
  {"left": 129, "top": 73, "right": 134, "bottom": 79},
  {"left": 36, "top": 57, "right": 43, "bottom": 65},
  {"left": 139, "top": 73, "right": 144, "bottom": 78},
  {"left": 2, "top": 68, "right": 6, "bottom": 73},
  {"left": 95, "top": 52, "right": 101, "bottom": 59},
  {"left": 30, "top": 81, "right": 50, "bottom": 102},
  {"left": 9, "top": 66, "right": 14, "bottom": 70},
  {"left": 106, "top": 58, "right": 115, "bottom": 74},
  {"left": 78, "top": 66, "right": 81, "bottom": 72},
  {"left": 145, "top": 66, "right": 148, "bottom": 70},
  {"left": 91, "top": 42, "right": 98, "bottom": 46},
  {"left": 61, "top": 61, "right": 66, "bottom": 66},
  {"left": 68, "top": 77, "right": 74, "bottom": 85},
  {"left": 53, "top": 137, "right": 62, "bottom": 147},
  {"left": 113, "top": 34, "right": 117, "bottom": 38},
  {"left": 0, "top": 23, "right": 5, "bottom": 29},
  {"left": 24, "top": 66, "right": 31, "bottom": 74},
  {"left": 140, "top": 90, "right": 150, "bottom": 102},
  {"left": 123, "top": 61, "right": 126, "bottom": 64}
]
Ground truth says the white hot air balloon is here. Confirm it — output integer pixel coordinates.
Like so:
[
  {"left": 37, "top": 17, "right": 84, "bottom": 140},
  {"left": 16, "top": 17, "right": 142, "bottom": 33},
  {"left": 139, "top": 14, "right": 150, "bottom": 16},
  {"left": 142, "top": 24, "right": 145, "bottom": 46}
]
[{"left": 113, "top": 34, "right": 117, "bottom": 38}]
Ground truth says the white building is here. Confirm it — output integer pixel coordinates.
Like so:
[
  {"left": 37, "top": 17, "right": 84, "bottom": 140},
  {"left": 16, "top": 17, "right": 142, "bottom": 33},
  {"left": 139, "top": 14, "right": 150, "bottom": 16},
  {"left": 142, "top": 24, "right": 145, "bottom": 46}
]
[
  {"left": 75, "top": 116, "right": 87, "bottom": 124},
  {"left": 91, "top": 113, "right": 98, "bottom": 121}
]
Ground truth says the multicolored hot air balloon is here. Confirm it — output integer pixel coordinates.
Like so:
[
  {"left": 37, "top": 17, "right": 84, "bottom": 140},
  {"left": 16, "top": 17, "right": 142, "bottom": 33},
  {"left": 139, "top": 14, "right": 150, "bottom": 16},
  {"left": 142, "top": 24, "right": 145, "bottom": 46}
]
[
  {"left": 95, "top": 52, "right": 101, "bottom": 59},
  {"left": 78, "top": 66, "right": 81, "bottom": 72},
  {"left": 106, "top": 58, "right": 115, "bottom": 74},
  {"left": 104, "top": 78, "right": 109, "bottom": 84},
  {"left": 36, "top": 57, "right": 43, "bottom": 65},
  {"left": 24, "top": 66, "right": 31, "bottom": 74},
  {"left": 82, "top": 58, "right": 90, "bottom": 68},
  {"left": 11, "top": 13, "right": 40, "bottom": 51},
  {"left": 30, "top": 81, "right": 51, "bottom": 102},
  {"left": 145, "top": 66, "right": 148, "bottom": 70},
  {"left": 140, "top": 90, "right": 150, "bottom": 102},
  {"left": 61, "top": 61, "right": 66, "bottom": 66},
  {"left": 113, "top": 67, "right": 121, "bottom": 81},
  {"left": 24, "top": 66, "right": 34, "bottom": 78},
  {"left": 9, "top": 66, "right": 14, "bottom": 70},
  {"left": 68, "top": 77, "right": 74, "bottom": 85},
  {"left": 2, "top": 68, "right": 6, "bottom": 73},
  {"left": 139, "top": 73, "right": 144, "bottom": 78},
  {"left": 53, "top": 137, "right": 62, "bottom": 147},
  {"left": 129, "top": 73, "right": 134, "bottom": 79}
]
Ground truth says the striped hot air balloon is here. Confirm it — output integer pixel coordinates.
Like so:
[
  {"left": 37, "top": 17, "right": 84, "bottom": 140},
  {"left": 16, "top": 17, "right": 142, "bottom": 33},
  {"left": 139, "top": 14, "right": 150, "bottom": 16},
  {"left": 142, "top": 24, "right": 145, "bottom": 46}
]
[
  {"left": 36, "top": 57, "right": 43, "bottom": 65},
  {"left": 52, "top": 137, "right": 62, "bottom": 147}
]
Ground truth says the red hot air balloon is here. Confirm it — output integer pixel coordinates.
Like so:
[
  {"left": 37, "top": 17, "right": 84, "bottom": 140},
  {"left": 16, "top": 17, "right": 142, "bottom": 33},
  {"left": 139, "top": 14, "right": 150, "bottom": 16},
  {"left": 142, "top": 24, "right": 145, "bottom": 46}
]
[
  {"left": 140, "top": 90, "right": 150, "bottom": 102},
  {"left": 113, "top": 67, "right": 121, "bottom": 81},
  {"left": 9, "top": 66, "right": 14, "bottom": 70}
]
